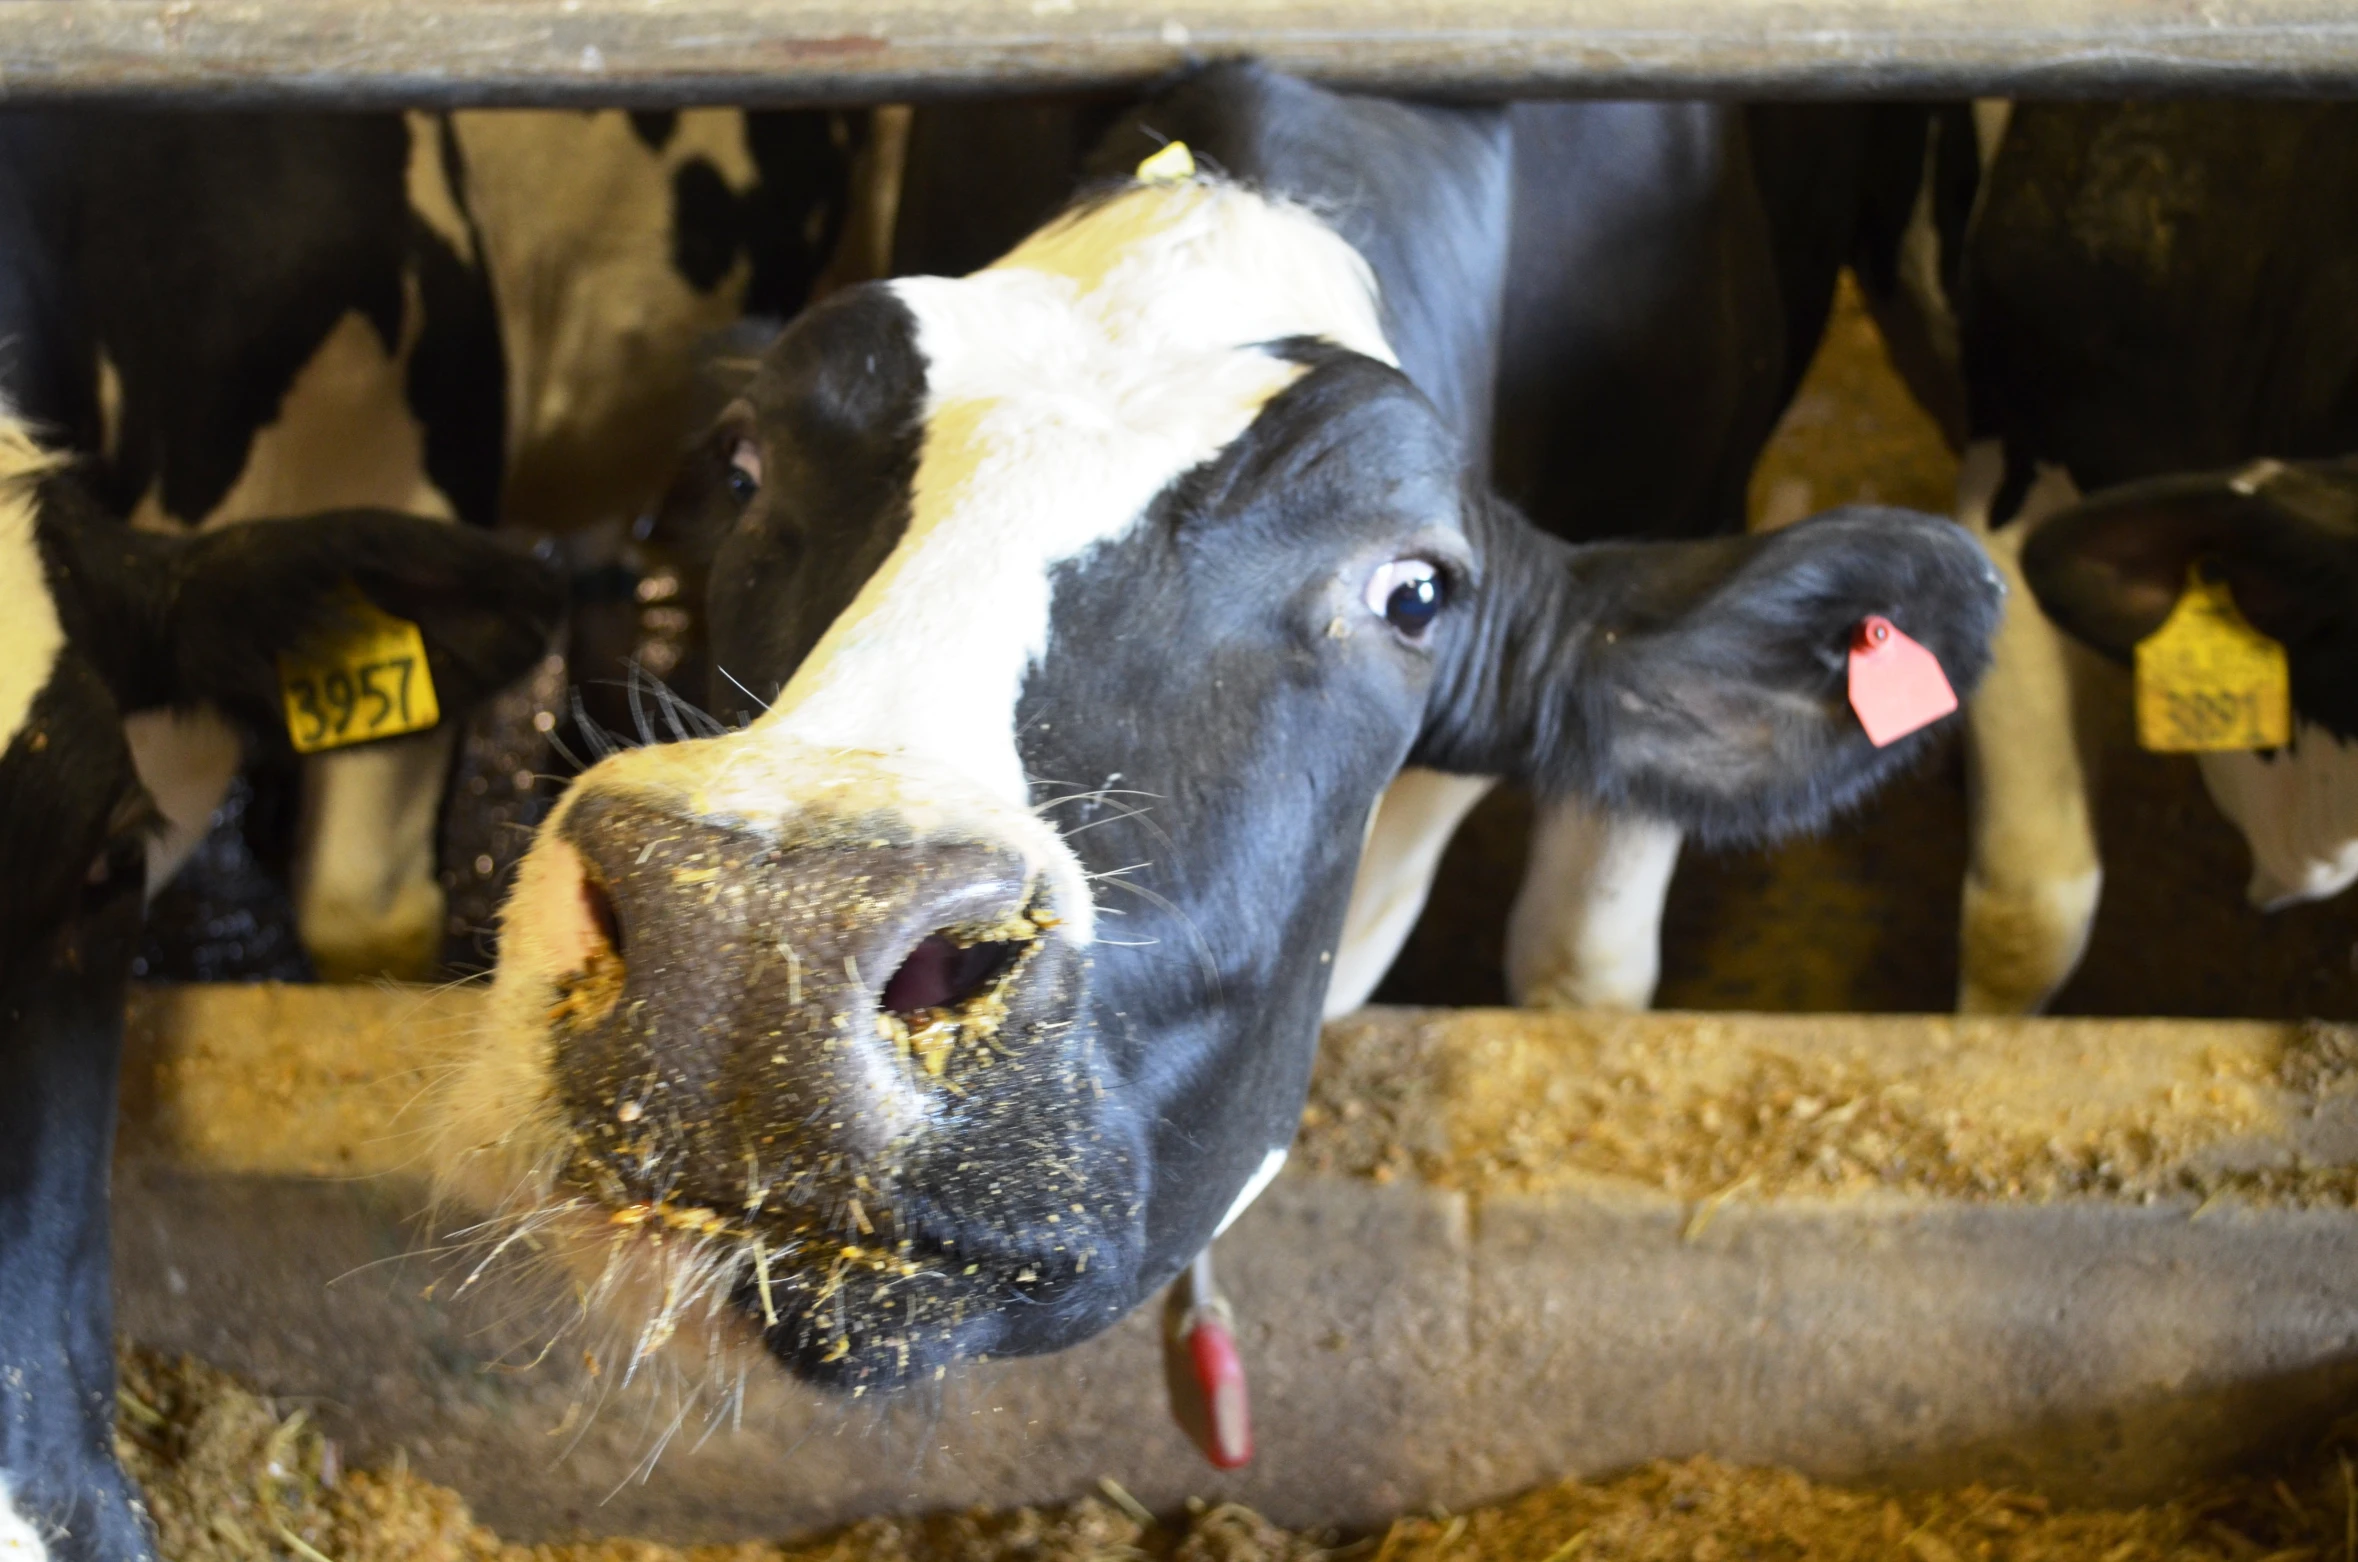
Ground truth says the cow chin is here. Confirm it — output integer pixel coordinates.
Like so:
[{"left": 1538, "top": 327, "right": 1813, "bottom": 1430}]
[{"left": 433, "top": 761, "right": 1146, "bottom": 1393}]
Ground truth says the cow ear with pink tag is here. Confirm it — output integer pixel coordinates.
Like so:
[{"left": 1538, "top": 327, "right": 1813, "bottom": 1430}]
[{"left": 1847, "top": 614, "right": 1959, "bottom": 747}]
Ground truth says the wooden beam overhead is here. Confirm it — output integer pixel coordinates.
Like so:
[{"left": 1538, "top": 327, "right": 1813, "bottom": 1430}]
[{"left": 3, "top": 0, "right": 2355, "bottom": 108}]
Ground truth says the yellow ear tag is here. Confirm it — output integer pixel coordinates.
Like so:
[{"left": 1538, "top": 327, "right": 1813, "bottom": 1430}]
[
  {"left": 2133, "top": 566, "right": 2291, "bottom": 752},
  {"left": 1136, "top": 141, "right": 1196, "bottom": 183},
  {"left": 278, "top": 587, "right": 441, "bottom": 754}
]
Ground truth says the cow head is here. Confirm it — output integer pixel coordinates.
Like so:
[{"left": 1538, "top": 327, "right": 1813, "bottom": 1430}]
[
  {"left": 2022, "top": 456, "right": 2358, "bottom": 907},
  {"left": 440, "top": 174, "right": 2002, "bottom": 1392}
]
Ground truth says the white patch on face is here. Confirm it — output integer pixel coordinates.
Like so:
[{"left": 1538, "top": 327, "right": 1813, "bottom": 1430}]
[
  {"left": 0, "top": 416, "right": 66, "bottom": 758},
  {"left": 761, "top": 177, "right": 1392, "bottom": 856},
  {"left": 2199, "top": 723, "right": 2358, "bottom": 910},
  {"left": 0, "top": 1478, "right": 49, "bottom": 1562}
]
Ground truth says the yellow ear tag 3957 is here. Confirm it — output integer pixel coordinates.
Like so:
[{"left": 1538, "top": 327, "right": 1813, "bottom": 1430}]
[
  {"left": 1136, "top": 141, "right": 1196, "bottom": 183},
  {"left": 278, "top": 587, "right": 441, "bottom": 755},
  {"left": 2133, "top": 566, "right": 2291, "bottom": 752}
]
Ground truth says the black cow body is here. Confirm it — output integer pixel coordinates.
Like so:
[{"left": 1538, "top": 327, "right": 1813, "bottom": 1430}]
[
  {"left": 1932, "top": 103, "right": 2358, "bottom": 1011},
  {"left": 0, "top": 425, "right": 560, "bottom": 1560},
  {"left": 437, "top": 65, "right": 2002, "bottom": 1400},
  {"left": 0, "top": 107, "right": 856, "bottom": 983}
]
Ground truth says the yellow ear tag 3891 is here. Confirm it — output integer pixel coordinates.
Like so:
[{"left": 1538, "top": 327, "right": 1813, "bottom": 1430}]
[
  {"left": 1136, "top": 141, "right": 1196, "bottom": 183},
  {"left": 278, "top": 588, "right": 441, "bottom": 755},
  {"left": 2133, "top": 566, "right": 2291, "bottom": 752}
]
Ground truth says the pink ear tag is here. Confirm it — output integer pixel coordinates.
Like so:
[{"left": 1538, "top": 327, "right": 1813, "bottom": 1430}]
[{"left": 1846, "top": 615, "right": 1957, "bottom": 747}]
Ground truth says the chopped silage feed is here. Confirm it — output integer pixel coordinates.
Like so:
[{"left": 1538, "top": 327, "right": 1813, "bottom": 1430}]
[{"left": 116, "top": 1344, "right": 2358, "bottom": 1562}]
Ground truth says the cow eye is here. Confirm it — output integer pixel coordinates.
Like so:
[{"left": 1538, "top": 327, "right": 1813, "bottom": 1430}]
[
  {"left": 1363, "top": 558, "right": 1445, "bottom": 640},
  {"left": 725, "top": 438, "right": 762, "bottom": 503}
]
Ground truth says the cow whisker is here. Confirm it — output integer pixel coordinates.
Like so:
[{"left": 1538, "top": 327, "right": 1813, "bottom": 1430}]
[{"left": 716, "top": 664, "right": 772, "bottom": 716}]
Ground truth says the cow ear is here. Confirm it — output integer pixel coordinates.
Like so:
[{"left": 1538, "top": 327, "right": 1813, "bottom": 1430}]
[
  {"left": 2021, "top": 462, "right": 2358, "bottom": 738},
  {"left": 1422, "top": 502, "right": 2005, "bottom": 844},
  {"left": 167, "top": 509, "right": 566, "bottom": 738}
]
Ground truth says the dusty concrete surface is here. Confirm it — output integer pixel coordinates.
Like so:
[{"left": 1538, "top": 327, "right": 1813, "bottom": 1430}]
[
  {"left": 1380, "top": 274, "right": 2358, "bottom": 1019},
  {"left": 114, "top": 987, "right": 2358, "bottom": 1541}
]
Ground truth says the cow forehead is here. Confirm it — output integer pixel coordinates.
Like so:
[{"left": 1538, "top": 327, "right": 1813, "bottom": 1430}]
[
  {"left": 735, "top": 180, "right": 1393, "bottom": 807},
  {"left": 0, "top": 420, "right": 65, "bottom": 755}
]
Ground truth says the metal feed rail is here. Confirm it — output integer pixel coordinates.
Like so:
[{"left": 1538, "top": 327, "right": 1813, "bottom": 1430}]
[{"left": 2, "top": 0, "right": 2355, "bottom": 107}]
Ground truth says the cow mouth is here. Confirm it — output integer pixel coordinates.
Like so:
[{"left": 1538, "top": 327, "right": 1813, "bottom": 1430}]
[{"left": 532, "top": 852, "right": 1127, "bottom": 1387}]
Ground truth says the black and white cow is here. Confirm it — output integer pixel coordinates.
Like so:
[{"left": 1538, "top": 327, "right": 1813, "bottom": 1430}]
[
  {"left": 1914, "top": 102, "right": 2358, "bottom": 1010},
  {"left": 0, "top": 107, "right": 855, "bottom": 983},
  {"left": 0, "top": 419, "right": 561, "bottom": 1560},
  {"left": 432, "top": 66, "right": 2002, "bottom": 1392}
]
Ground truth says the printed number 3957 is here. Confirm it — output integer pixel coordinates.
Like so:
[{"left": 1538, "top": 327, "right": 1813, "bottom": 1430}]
[{"left": 285, "top": 656, "right": 418, "bottom": 748}]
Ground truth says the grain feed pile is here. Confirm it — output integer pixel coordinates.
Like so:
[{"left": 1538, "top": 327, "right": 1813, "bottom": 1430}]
[{"left": 117, "top": 1344, "right": 2358, "bottom": 1562}]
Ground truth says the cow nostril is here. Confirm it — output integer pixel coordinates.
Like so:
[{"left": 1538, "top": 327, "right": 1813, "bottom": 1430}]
[
  {"left": 582, "top": 873, "right": 624, "bottom": 955},
  {"left": 881, "top": 934, "right": 1019, "bottom": 1017}
]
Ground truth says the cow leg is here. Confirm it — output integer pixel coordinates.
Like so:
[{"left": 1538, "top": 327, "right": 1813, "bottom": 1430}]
[
  {"left": 291, "top": 727, "right": 456, "bottom": 982},
  {"left": 1326, "top": 768, "right": 1495, "bottom": 1018},
  {"left": 0, "top": 909, "right": 156, "bottom": 1562},
  {"left": 1505, "top": 797, "right": 1684, "bottom": 1011},
  {"left": 1957, "top": 443, "right": 2103, "bottom": 1014}
]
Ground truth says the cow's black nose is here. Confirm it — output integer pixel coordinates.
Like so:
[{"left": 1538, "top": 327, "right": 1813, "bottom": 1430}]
[{"left": 543, "top": 791, "right": 1053, "bottom": 1208}]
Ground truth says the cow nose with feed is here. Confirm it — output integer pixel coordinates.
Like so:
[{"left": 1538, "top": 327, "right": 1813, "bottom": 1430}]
[{"left": 541, "top": 790, "right": 1057, "bottom": 1215}]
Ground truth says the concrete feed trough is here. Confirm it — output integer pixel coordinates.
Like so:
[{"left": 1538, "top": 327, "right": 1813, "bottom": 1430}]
[{"left": 113, "top": 984, "right": 2358, "bottom": 1543}]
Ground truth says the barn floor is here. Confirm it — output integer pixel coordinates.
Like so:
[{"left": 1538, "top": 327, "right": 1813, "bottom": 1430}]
[
  {"left": 117, "top": 1342, "right": 2358, "bottom": 1562},
  {"left": 1381, "top": 275, "right": 2358, "bottom": 1020}
]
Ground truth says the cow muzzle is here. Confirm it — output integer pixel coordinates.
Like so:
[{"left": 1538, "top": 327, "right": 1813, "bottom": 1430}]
[{"left": 510, "top": 785, "right": 1128, "bottom": 1383}]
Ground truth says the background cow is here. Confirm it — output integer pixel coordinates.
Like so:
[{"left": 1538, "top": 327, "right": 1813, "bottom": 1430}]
[
  {"left": 432, "top": 65, "right": 2002, "bottom": 1399},
  {"left": 0, "top": 107, "right": 859, "bottom": 983},
  {"left": 0, "top": 417, "right": 560, "bottom": 1561},
  {"left": 1917, "top": 103, "right": 2358, "bottom": 1011}
]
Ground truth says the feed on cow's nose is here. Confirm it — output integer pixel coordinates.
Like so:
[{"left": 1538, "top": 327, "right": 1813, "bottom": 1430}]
[{"left": 455, "top": 770, "right": 1133, "bottom": 1388}]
